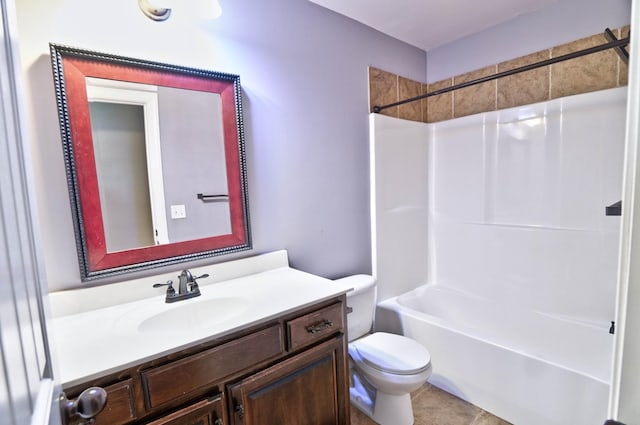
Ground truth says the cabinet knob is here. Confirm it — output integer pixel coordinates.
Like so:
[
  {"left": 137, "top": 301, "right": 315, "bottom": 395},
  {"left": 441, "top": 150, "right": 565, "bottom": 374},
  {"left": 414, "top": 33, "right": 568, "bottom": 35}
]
[{"left": 60, "top": 387, "right": 107, "bottom": 425}]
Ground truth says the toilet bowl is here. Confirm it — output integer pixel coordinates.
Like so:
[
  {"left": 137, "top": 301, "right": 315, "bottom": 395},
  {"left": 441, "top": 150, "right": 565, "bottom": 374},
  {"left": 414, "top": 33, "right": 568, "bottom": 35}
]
[
  {"left": 334, "top": 275, "right": 432, "bottom": 425},
  {"left": 350, "top": 332, "right": 432, "bottom": 393}
]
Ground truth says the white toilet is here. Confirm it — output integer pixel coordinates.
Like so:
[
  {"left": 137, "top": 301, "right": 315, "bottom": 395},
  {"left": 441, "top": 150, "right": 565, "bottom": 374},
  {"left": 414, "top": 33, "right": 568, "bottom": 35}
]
[{"left": 335, "top": 275, "right": 432, "bottom": 425}]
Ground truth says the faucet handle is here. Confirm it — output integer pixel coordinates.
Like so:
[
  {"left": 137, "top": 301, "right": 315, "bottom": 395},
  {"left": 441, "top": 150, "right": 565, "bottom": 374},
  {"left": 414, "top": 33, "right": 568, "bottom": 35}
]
[
  {"left": 153, "top": 280, "right": 175, "bottom": 295},
  {"left": 189, "top": 274, "right": 209, "bottom": 292}
]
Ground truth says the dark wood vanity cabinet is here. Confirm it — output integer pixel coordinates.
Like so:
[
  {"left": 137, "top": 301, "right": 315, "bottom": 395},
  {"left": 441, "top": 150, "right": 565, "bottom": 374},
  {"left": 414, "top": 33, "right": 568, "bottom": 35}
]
[{"left": 64, "top": 296, "right": 349, "bottom": 425}]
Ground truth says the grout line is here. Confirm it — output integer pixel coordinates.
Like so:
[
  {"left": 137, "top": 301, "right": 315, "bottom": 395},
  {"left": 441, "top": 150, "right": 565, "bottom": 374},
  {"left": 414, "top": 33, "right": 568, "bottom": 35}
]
[
  {"left": 548, "top": 48, "right": 553, "bottom": 100},
  {"left": 451, "top": 77, "right": 455, "bottom": 118},
  {"left": 493, "top": 63, "right": 499, "bottom": 111}
]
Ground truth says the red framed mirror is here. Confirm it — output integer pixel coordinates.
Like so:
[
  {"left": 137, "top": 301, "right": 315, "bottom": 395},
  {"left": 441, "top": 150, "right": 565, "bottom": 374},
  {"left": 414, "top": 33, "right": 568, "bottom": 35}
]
[{"left": 50, "top": 44, "right": 251, "bottom": 280}]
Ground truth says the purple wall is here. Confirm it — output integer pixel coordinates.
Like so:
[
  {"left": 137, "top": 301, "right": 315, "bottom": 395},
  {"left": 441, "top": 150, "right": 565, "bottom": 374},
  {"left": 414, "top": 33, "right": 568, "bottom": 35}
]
[
  {"left": 16, "top": 0, "right": 426, "bottom": 290},
  {"left": 427, "top": 0, "right": 631, "bottom": 82}
]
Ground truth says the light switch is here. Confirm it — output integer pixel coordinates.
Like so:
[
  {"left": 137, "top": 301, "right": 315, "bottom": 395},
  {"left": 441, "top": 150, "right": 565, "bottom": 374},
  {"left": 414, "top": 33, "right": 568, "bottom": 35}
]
[{"left": 170, "top": 204, "right": 186, "bottom": 219}]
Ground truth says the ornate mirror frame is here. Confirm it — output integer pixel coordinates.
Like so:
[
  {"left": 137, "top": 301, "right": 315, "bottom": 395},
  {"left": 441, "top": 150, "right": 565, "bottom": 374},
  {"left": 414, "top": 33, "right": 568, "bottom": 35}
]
[{"left": 50, "top": 44, "right": 251, "bottom": 281}]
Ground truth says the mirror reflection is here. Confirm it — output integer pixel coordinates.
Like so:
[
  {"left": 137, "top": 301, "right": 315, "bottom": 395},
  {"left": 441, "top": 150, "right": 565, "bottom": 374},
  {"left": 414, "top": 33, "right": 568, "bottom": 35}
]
[
  {"left": 50, "top": 44, "right": 251, "bottom": 280},
  {"left": 86, "top": 78, "right": 231, "bottom": 252}
]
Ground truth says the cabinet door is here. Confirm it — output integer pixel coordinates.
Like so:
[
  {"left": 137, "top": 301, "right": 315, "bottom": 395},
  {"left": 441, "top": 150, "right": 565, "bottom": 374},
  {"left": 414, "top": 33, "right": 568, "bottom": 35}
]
[
  {"left": 145, "top": 394, "right": 226, "bottom": 425},
  {"left": 228, "top": 337, "right": 348, "bottom": 425}
]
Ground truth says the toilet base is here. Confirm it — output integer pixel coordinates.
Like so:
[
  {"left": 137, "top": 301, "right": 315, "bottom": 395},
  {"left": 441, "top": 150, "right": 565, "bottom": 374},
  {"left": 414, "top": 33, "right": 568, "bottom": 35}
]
[
  {"left": 350, "top": 373, "right": 414, "bottom": 425},
  {"left": 350, "top": 368, "right": 376, "bottom": 416},
  {"left": 372, "top": 392, "right": 414, "bottom": 425}
]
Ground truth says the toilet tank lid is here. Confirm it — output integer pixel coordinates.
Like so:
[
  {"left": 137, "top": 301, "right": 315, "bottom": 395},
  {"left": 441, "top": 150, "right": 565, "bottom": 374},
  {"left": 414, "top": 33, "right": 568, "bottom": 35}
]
[
  {"left": 351, "top": 332, "right": 431, "bottom": 374},
  {"left": 333, "top": 274, "right": 375, "bottom": 294}
]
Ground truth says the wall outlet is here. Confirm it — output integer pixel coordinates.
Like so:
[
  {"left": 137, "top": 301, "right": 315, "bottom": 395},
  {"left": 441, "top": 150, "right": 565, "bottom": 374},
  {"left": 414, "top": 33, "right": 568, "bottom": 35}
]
[{"left": 170, "top": 204, "right": 186, "bottom": 219}]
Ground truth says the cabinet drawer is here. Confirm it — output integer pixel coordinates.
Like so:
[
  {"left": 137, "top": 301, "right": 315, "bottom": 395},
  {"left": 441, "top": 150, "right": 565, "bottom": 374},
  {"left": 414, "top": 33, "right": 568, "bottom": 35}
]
[
  {"left": 287, "top": 302, "right": 344, "bottom": 351},
  {"left": 94, "top": 378, "right": 136, "bottom": 425},
  {"left": 145, "top": 394, "right": 225, "bottom": 425},
  {"left": 142, "top": 325, "right": 283, "bottom": 410}
]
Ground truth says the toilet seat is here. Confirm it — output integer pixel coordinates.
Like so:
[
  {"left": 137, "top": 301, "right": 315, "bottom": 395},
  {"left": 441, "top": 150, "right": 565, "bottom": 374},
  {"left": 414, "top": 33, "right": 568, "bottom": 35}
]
[{"left": 350, "top": 332, "right": 431, "bottom": 375}]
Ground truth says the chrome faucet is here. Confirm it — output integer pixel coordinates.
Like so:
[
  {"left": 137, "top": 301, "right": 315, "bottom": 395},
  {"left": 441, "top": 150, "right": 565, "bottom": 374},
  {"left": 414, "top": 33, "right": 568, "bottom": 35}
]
[
  {"left": 178, "top": 269, "right": 194, "bottom": 295},
  {"left": 153, "top": 269, "right": 209, "bottom": 303}
]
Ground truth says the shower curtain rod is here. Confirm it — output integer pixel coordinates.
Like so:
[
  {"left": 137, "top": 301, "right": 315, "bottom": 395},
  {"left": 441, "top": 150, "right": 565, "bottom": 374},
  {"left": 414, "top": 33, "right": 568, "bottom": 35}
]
[{"left": 372, "top": 29, "right": 630, "bottom": 113}]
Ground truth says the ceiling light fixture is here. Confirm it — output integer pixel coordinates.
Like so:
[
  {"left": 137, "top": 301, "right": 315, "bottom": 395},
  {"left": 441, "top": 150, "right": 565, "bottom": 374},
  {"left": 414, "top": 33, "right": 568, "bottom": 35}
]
[
  {"left": 138, "top": 0, "right": 222, "bottom": 21},
  {"left": 138, "top": 0, "right": 171, "bottom": 21}
]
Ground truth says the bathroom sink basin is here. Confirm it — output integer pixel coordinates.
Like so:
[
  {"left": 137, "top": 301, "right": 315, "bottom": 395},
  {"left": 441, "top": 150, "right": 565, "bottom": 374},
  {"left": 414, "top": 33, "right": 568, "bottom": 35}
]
[{"left": 137, "top": 297, "right": 249, "bottom": 334}]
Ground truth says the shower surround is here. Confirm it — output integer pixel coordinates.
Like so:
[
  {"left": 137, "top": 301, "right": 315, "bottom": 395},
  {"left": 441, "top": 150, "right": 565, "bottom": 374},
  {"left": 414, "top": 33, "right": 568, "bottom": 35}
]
[{"left": 370, "top": 87, "right": 626, "bottom": 425}]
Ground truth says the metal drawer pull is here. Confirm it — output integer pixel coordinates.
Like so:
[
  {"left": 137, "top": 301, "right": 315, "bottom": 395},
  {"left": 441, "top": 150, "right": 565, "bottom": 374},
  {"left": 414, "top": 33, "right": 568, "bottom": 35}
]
[
  {"left": 305, "top": 319, "right": 333, "bottom": 334},
  {"left": 235, "top": 403, "right": 245, "bottom": 419}
]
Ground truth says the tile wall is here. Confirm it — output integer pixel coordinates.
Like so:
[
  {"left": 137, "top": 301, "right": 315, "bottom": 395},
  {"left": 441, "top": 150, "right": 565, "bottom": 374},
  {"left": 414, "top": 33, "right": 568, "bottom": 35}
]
[{"left": 369, "top": 26, "right": 630, "bottom": 122}]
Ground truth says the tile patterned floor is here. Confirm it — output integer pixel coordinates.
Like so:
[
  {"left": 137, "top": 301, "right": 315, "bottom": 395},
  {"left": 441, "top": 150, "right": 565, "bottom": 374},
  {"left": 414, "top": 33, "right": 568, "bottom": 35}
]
[{"left": 350, "top": 383, "right": 512, "bottom": 425}]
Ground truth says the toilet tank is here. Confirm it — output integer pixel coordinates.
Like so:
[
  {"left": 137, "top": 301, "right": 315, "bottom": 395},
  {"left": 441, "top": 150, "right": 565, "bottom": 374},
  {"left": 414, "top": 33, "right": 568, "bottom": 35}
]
[{"left": 334, "top": 275, "right": 376, "bottom": 341}]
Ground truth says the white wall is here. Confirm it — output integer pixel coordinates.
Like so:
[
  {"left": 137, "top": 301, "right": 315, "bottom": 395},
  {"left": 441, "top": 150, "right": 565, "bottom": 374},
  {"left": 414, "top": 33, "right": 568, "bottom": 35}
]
[
  {"left": 427, "top": 0, "right": 632, "bottom": 82},
  {"left": 430, "top": 88, "right": 626, "bottom": 323},
  {"left": 14, "top": 0, "right": 426, "bottom": 291},
  {"left": 369, "top": 114, "right": 429, "bottom": 301}
]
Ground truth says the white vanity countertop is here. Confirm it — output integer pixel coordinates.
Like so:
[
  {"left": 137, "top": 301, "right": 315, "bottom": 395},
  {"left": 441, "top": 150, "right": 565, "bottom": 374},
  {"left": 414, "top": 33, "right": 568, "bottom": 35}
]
[{"left": 49, "top": 253, "right": 351, "bottom": 388}]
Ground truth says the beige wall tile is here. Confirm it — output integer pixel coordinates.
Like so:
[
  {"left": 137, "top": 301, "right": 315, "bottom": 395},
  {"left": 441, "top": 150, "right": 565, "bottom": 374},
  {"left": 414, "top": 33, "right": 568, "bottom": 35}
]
[
  {"left": 619, "top": 25, "right": 630, "bottom": 86},
  {"left": 453, "top": 65, "right": 497, "bottom": 118},
  {"left": 497, "top": 49, "right": 550, "bottom": 109},
  {"left": 368, "top": 28, "right": 629, "bottom": 125},
  {"left": 421, "top": 83, "right": 429, "bottom": 122},
  {"left": 369, "top": 66, "right": 398, "bottom": 118},
  {"left": 426, "top": 78, "right": 453, "bottom": 123},
  {"left": 550, "top": 33, "right": 618, "bottom": 99},
  {"left": 398, "top": 76, "right": 423, "bottom": 122}
]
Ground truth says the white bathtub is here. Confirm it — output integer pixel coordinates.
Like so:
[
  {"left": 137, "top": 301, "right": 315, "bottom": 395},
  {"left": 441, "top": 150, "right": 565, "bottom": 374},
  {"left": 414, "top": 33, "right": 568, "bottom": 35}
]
[{"left": 376, "top": 284, "right": 613, "bottom": 425}]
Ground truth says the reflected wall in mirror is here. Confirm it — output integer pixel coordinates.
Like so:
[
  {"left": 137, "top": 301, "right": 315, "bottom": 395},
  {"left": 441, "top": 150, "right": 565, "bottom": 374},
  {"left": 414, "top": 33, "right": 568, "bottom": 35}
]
[{"left": 50, "top": 44, "right": 251, "bottom": 281}]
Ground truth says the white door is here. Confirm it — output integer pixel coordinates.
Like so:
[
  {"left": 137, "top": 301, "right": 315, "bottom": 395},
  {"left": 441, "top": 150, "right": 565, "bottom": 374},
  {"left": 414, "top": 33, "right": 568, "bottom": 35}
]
[
  {"left": 0, "top": 1, "right": 61, "bottom": 423},
  {"left": 86, "top": 78, "right": 170, "bottom": 248}
]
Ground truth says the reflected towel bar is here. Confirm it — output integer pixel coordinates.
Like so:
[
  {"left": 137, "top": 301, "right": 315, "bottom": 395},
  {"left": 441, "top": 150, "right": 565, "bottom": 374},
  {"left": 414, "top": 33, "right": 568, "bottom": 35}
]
[{"left": 197, "top": 193, "right": 229, "bottom": 202}]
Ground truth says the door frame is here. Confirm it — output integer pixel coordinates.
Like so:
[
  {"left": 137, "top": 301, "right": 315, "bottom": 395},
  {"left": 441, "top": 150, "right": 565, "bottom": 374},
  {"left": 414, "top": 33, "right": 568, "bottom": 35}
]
[
  {"left": 609, "top": 1, "right": 640, "bottom": 422},
  {"left": 0, "top": 0, "right": 61, "bottom": 423}
]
